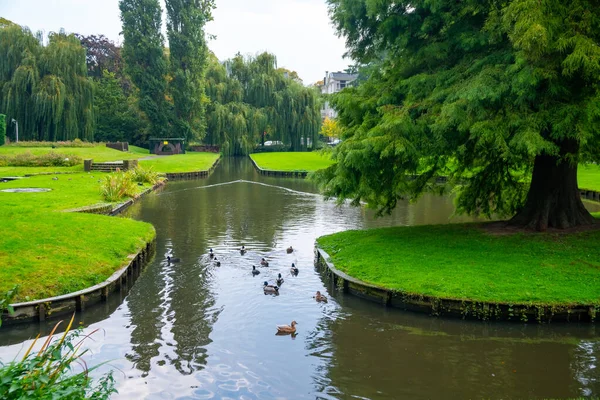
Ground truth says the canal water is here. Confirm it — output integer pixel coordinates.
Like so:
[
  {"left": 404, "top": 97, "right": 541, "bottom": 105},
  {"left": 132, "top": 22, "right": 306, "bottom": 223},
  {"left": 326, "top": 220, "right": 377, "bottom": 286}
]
[{"left": 1, "top": 157, "right": 599, "bottom": 399}]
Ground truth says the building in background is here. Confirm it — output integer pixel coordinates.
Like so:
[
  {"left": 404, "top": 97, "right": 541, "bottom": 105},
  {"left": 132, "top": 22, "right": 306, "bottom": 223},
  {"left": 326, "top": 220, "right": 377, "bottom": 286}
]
[{"left": 320, "top": 71, "right": 358, "bottom": 119}]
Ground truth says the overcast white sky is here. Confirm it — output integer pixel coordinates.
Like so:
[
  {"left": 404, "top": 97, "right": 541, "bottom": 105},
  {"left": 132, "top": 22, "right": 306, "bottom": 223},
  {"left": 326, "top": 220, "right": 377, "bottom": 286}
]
[{"left": 1, "top": 0, "right": 350, "bottom": 84}]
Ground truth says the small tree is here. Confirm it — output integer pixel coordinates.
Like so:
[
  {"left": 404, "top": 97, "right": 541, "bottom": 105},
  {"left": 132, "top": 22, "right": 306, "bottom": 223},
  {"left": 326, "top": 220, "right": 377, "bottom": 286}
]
[
  {"left": 320, "top": 117, "right": 342, "bottom": 141},
  {"left": 0, "top": 114, "right": 5, "bottom": 146}
]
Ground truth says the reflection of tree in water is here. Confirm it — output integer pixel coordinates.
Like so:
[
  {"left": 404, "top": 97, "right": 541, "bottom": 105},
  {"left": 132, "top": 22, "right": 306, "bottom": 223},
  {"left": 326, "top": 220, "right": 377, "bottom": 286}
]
[{"left": 571, "top": 340, "right": 600, "bottom": 396}]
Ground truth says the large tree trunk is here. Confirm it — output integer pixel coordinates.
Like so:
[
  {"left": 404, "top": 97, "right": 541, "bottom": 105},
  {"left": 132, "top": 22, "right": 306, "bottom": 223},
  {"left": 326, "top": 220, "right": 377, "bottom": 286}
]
[{"left": 510, "top": 141, "right": 595, "bottom": 231}]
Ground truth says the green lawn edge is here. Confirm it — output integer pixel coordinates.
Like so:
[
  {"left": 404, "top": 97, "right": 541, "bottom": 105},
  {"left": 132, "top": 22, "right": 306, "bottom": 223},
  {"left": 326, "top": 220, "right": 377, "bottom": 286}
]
[
  {"left": 249, "top": 152, "right": 333, "bottom": 172},
  {"left": 316, "top": 223, "right": 600, "bottom": 306},
  {"left": 0, "top": 173, "right": 156, "bottom": 302}
]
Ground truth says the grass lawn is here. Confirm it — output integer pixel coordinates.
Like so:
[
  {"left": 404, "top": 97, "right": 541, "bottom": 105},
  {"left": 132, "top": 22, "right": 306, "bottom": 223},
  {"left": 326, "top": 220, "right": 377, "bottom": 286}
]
[
  {"left": 139, "top": 152, "right": 219, "bottom": 173},
  {"left": 0, "top": 173, "right": 155, "bottom": 302},
  {"left": 317, "top": 224, "right": 600, "bottom": 305},
  {"left": 250, "top": 152, "right": 333, "bottom": 172},
  {"left": 578, "top": 164, "right": 600, "bottom": 192}
]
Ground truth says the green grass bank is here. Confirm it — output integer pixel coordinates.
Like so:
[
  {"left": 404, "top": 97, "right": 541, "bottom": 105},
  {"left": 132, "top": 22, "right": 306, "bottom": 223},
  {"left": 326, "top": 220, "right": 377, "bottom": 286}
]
[
  {"left": 139, "top": 152, "right": 219, "bottom": 173},
  {"left": 0, "top": 173, "right": 155, "bottom": 302},
  {"left": 250, "top": 152, "right": 333, "bottom": 172},
  {"left": 317, "top": 224, "right": 600, "bottom": 306}
]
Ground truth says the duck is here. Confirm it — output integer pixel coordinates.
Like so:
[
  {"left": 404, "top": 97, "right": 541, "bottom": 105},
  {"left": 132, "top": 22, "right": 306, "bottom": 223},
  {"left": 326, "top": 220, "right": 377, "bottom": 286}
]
[
  {"left": 286, "top": 246, "right": 293, "bottom": 254},
  {"left": 314, "top": 291, "right": 328, "bottom": 303},
  {"left": 209, "top": 248, "right": 214, "bottom": 259},
  {"left": 240, "top": 245, "right": 247, "bottom": 255},
  {"left": 252, "top": 265, "right": 260, "bottom": 276},
  {"left": 263, "top": 281, "right": 279, "bottom": 294},
  {"left": 167, "top": 256, "right": 181, "bottom": 263},
  {"left": 276, "top": 273, "right": 284, "bottom": 286},
  {"left": 260, "top": 258, "right": 269, "bottom": 267},
  {"left": 276, "top": 321, "right": 297, "bottom": 334},
  {"left": 214, "top": 257, "right": 221, "bottom": 267},
  {"left": 290, "top": 263, "right": 299, "bottom": 275}
]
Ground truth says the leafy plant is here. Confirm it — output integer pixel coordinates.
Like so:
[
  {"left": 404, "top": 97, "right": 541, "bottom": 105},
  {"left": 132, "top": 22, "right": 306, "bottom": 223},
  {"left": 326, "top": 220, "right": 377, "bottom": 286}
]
[
  {"left": 6, "top": 141, "right": 99, "bottom": 148},
  {"left": 0, "top": 314, "right": 117, "bottom": 399},
  {"left": 0, "top": 286, "right": 18, "bottom": 328},
  {"left": 0, "top": 114, "right": 6, "bottom": 146},
  {"left": 128, "top": 166, "right": 158, "bottom": 185},
  {"left": 100, "top": 170, "right": 138, "bottom": 202}
]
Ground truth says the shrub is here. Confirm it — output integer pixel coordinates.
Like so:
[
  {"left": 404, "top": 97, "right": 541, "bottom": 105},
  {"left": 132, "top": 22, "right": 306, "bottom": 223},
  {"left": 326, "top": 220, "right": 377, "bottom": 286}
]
[
  {"left": 100, "top": 170, "right": 138, "bottom": 202},
  {"left": 128, "top": 166, "right": 158, "bottom": 185},
  {"left": 6, "top": 140, "right": 99, "bottom": 148},
  {"left": 0, "top": 151, "right": 81, "bottom": 167},
  {"left": 0, "top": 315, "right": 117, "bottom": 399}
]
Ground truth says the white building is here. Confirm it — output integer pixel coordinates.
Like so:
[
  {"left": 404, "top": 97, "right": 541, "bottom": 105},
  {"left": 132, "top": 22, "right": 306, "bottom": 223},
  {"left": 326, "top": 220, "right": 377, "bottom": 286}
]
[{"left": 320, "top": 71, "right": 358, "bottom": 119}]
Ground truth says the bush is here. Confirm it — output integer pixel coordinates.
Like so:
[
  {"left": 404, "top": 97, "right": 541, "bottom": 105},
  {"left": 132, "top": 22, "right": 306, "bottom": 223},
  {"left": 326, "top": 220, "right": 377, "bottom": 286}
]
[
  {"left": 0, "top": 151, "right": 82, "bottom": 167},
  {"left": 6, "top": 140, "right": 99, "bottom": 148},
  {"left": 100, "top": 170, "right": 138, "bottom": 202},
  {"left": 0, "top": 315, "right": 117, "bottom": 399},
  {"left": 128, "top": 166, "right": 158, "bottom": 185},
  {"left": 0, "top": 115, "right": 6, "bottom": 146}
]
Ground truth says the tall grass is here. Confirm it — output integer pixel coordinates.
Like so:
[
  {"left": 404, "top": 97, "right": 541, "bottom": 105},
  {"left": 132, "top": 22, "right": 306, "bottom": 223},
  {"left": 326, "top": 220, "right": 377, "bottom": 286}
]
[
  {"left": 100, "top": 170, "right": 138, "bottom": 202},
  {"left": 129, "top": 166, "right": 158, "bottom": 185},
  {"left": 0, "top": 314, "right": 117, "bottom": 399},
  {"left": 0, "top": 151, "right": 81, "bottom": 167}
]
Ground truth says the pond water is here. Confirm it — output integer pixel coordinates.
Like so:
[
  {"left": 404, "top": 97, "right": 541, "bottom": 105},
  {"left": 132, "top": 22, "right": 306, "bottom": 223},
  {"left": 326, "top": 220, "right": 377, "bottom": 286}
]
[{"left": 1, "top": 157, "right": 599, "bottom": 399}]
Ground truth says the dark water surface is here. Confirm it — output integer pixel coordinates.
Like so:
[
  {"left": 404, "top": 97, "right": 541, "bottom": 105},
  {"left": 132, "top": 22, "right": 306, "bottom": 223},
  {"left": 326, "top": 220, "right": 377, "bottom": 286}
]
[{"left": 1, "top": 157, "right": 599, "bottom": 399}]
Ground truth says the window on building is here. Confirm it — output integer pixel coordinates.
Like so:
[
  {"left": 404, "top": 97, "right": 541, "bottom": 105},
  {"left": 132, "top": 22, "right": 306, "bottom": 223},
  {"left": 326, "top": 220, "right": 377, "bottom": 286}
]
[{"left": 340, "top": 80, "right": 346, "bottom": 88}]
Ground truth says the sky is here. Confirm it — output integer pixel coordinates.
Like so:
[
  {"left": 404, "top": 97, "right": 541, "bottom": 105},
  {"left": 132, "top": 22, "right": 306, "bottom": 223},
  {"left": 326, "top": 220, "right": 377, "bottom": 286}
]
[{"left": 0, "top": 0, "right": 351, "bottom": 84}]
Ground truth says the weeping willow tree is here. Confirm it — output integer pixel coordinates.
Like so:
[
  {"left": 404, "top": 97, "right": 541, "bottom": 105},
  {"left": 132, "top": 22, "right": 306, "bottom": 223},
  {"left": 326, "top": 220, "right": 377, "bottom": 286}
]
[
  {"left": 0, "top": 23, "right": 94, "bottom": 141},
  {"left": 204, "top": 51, "right": 321, "bottom": 155}
]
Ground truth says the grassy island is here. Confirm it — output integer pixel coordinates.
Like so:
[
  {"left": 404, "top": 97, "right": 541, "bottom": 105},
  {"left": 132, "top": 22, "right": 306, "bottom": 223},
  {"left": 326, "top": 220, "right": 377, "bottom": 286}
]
[
  {"left": 250, "top": 152, "right": 333, "bottom": 172},
  {"left": 0, "top": 173, "right": 156, "bottom": 302},
  {"left": 317, "top": 223, "right": 600, "bottom": 306}
]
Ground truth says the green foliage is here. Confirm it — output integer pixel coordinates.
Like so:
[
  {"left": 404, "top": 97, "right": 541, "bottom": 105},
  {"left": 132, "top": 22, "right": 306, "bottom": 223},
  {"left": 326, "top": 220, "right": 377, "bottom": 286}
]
[
  {"left": 119, "top": 0, "right": 169, "bottom": 137},
  {"left": 204, "top": 52, "right": 321, "bottom": 155},
  {"left": 0, "top": 25, "right": 94, "bottom": 141},
  {"left": 138, "top": 152, "right": 218, "bottom": 173},
  {"left": 0, "top": 151, "right": 81, "bottom": 167},
  {"left": 100, "top": 169, "right": 138, "bottom": 202},
  {"left": 319, "top": 0, "right": 600, "bottom": 228},
  {"left": 0, "top": 286, "right": 17, "bottom": 328},
  {"left": 93, "top": 70, "right": 148, "bottom": 144},
  {"left": 166, "top": 0, "right": 215, "bottom": 141},
  {"left": 317, "top": 224, "right": 600, "bottom": 305},
  {"left": 6, "top": 140, "right": 97, "bottom": 147},
  {"left": 0, "top": 317, "right": 117, "bottom": 399},
  {"left": 0, "top": 114, "right": 5, "bottom": 145},
  {"left": 129, "top": 165, "right": 158, "bottom": 184}
]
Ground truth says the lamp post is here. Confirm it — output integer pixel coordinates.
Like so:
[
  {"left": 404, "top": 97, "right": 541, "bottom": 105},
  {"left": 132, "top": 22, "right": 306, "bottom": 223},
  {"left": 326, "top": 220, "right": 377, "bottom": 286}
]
[{"left": 11, "top": 119, "right": 18, "bottom": 143}]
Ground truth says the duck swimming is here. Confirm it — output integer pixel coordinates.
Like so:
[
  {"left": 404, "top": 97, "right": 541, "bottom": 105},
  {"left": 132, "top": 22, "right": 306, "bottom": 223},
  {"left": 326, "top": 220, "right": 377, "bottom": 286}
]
[
  {"left": 276, "top": 273, "right": 284, "bottom": 286},
  {"left": 263, "top": 281, "right": 279, "bottom": 294},
  {"left": 214, "top": 257, "right": 221, "bottom": 267},
  {"left": 290, "top": 263, "right": 299, "bottom": 275},
  {"left": 286, "top": 246, "right": 293, "bottom": 254},
  {"left": 260, "top": 258, "right": 269, "bottom": 267},
  {"left": 314, "top": 291, "right": 328, "bottom": 303},
  {"left": 209, "top": 248, "right": 214, "bottom": 259},
  {"left": 276, "top": 321, "right": 297, "bottom": 334},
  {"left": 252, "top": 265, "right": 260, "bottom": 276},
  {"left": 240, "top": 245, "right": 247, "bottom": 255},
  {"left": 167, "top": 256, "right": 181, "bottom": 263}
]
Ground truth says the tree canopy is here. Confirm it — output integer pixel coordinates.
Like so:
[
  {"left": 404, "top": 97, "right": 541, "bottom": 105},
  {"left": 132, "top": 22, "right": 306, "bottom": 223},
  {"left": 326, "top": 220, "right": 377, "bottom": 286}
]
[
  {"left": 317, "top": 0, "right": 600, "bottom": 230},
  {"left": 204, "top": 52, "right": 321, "bottom": 155},
  {"left": 0, "top": 24, "right": 94, "bottom": 141},
  {"left": 120, "top": 0, "right": 169, "bottom": 138},
  {"left": 166, "top": 0, "right": 215, "bottom": 141}
]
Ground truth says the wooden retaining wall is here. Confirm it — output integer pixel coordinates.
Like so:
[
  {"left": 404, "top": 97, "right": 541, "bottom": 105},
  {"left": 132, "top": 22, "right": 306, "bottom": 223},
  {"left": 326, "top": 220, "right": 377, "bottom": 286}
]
[
  {"left": 314, "top": 247, "right": 597, "bottom": 323},
  {"left": 3, "top": 240, "right": 156, "bottom": 324},
  {"left": 249, "top": 156, "right": 308, "bottom": 178}
]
